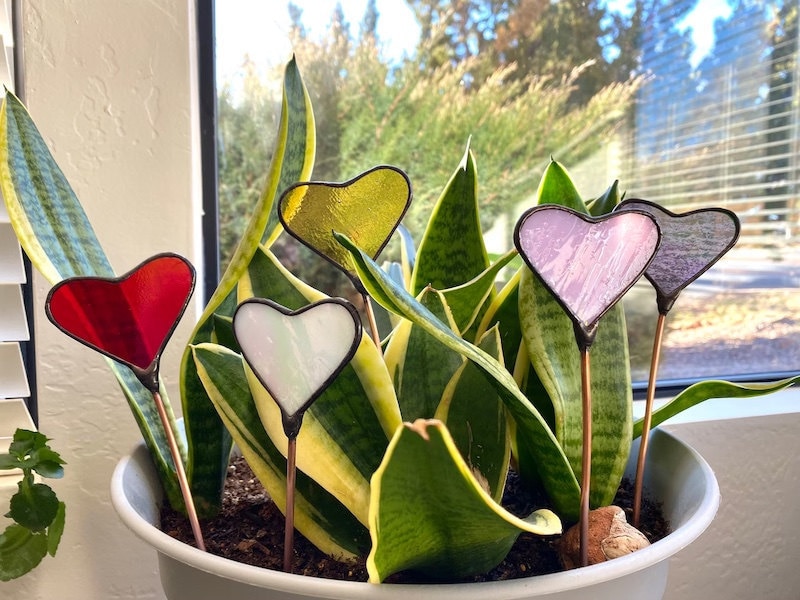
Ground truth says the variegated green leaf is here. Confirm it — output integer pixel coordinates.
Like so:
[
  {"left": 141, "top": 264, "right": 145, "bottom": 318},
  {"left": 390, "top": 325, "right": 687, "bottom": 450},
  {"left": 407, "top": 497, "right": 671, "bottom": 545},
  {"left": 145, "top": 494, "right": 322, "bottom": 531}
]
[
  {"left": 517, "top": 160, "right": 632, "bottom": 511},
  {"left": 436, "top": 325, "right": 511, "bottom": 502},
  {"left": 535, "top": 158, "right": 587, "bottom": 213},
  {"left": 440, "top": 249, "right": 518, "bottom": 338},
  {"left": 384, "top": 288, "right": 464, "bottom": 420},
  {"left": 0, "top": 90, "right": 185, "bottom": 513},
  {"left": 336, "top": 232, "right": 581, "bottom": 519},
  {"left": 367, "top": 419, "right": 560, "bottom": 583},
  {"left": 191, "top": 343, "right": 368, "bottom": 559},
  {"left": 633, "top": 375, "right": 800, "bottom": 438},
  {"left": 411, "top": 143, "right": 490, "bottom": 298},
  {"left": 519, "top": 268, "right": 632, "bottom": 510},
  {"left": 179, "top": 57, "right": 316, "bottom": 514}
]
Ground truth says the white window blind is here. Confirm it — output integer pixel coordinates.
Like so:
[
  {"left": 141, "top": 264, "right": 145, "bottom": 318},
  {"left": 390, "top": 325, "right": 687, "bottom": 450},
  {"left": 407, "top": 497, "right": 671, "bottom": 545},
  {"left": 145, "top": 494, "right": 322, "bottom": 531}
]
[
  {"left": 621, "top": 1, "right": 799, "bottom": 247},
  {"left": 0, "top": 0, "right": 31, "bottom": 415}
]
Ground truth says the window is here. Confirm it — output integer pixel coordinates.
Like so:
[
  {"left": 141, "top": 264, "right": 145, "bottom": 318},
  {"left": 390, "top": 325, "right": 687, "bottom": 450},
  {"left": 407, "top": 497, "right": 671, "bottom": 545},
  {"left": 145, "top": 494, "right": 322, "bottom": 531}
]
[{"left": 208, "top": 0, "right": 799, "bottom": 385}]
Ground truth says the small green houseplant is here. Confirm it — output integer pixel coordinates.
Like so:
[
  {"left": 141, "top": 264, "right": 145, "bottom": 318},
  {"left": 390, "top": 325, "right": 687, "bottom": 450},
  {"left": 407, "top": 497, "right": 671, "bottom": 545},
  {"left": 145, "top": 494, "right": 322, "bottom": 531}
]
[
  {"left": 0, "top": 429, "right": 66, "bottom": 581},
  {"left": 1, "top": 58, "right": 796, "bottom": 588}
]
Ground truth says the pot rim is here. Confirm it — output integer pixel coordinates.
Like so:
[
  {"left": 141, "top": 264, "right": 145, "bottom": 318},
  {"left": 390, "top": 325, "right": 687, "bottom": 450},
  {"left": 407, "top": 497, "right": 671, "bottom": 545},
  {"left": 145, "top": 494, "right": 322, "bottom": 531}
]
[{"left": 110, "top": 428, "right": 719, "bottom": 599}]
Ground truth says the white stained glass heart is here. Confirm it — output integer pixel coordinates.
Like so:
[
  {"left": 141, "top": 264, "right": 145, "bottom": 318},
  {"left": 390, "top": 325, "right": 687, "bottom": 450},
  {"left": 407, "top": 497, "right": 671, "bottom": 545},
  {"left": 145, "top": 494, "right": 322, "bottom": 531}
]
[
  {"left": 233, "top": 298, "right": 361, "bottom": 421},
  {"left": 515, "top": 206, "right": 660, "bottom": 329}
]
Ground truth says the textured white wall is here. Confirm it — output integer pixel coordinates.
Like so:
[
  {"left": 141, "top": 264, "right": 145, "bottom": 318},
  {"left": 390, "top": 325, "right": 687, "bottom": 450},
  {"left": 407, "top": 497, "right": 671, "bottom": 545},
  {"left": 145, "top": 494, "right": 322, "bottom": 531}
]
[
  {"left": 3, "top": 2, "right": 798, "bottom": 600},
  {"left": 664, "top": 409, "right": 800, "bottom": 600},
  {"left": 3, "top": 1, "right": 197, "bottom": 598}
]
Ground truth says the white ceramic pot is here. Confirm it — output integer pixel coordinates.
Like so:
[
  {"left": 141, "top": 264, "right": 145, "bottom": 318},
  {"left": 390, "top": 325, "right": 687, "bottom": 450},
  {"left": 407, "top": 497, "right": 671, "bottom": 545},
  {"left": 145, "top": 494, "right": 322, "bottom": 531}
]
[{"left": 111, "top": 428, "right": 718, "bottom": 600}]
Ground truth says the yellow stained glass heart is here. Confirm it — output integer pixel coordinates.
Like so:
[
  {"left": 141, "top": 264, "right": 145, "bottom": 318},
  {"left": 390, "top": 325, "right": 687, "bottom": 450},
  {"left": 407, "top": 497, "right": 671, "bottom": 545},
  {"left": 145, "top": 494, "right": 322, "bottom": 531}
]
[{"left": 278, "top": 166, "right": 412, "bottom": 290}]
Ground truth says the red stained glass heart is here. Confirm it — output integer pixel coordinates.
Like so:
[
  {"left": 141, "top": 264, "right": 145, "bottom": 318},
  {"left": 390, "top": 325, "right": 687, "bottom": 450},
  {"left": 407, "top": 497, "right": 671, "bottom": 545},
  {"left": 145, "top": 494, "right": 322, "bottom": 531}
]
[{"left": 45, "top": 253, "right": 195, "bottom": 373}]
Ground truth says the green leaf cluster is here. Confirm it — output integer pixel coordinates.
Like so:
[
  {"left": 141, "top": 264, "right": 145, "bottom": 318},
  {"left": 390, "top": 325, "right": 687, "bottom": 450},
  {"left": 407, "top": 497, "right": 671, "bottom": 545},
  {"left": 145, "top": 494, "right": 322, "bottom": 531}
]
[
  {"left": 0, "top": 429, "right": 66, "bottom": 581},
  {"left": 1, "top": 59, "right": 797, "bottom": 584}
]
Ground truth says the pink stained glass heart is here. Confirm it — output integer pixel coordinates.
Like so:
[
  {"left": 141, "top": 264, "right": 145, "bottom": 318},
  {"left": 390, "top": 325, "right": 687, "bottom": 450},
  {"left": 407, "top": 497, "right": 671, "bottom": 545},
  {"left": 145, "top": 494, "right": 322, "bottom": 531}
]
[
  {"left": 233, "top": 298, "right": 362, "bottom": 438},
  {"left": 45, "top": 253, "right": 195, "bottom": 374},
  {"left": 514, "top": 206, "right": 660, "bottom": 336},
  {"left": 616, "top": 199, "right": 740, "bottom": 312}
]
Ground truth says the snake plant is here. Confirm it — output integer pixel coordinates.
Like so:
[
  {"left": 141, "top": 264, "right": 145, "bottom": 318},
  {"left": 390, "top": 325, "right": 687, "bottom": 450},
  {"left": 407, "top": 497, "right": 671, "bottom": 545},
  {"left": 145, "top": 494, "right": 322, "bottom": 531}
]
[{"left": 1, "top": 58, "right": 797, "bottom": 583}]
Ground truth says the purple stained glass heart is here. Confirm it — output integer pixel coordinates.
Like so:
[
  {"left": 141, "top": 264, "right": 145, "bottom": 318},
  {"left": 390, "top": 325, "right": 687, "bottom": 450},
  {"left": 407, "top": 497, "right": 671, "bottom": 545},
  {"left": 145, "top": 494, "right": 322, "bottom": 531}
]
[
  {"left": 514, "top": 206, "right": 660, "bottom": 343},
  {"left": 616, "top": 199, "right": 740, "bottom": 312}
]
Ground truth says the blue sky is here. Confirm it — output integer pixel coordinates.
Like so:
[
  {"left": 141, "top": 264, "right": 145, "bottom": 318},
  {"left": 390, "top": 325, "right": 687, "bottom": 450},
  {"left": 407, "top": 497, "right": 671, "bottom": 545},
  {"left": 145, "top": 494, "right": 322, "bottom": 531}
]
[
  {"left": 216, "top": 0, "right": 730, "bottom": 84},
  {"left": 215, "top": 1, "right": 419, "bottom": 84}
]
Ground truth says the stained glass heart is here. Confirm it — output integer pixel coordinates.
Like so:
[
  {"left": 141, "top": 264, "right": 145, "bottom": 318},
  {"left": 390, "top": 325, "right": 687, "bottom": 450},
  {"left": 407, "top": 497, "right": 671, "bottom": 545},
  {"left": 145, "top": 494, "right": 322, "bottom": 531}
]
[
  {"left": 616, "top": 199, "right": 740, "bottom": 312},
  {"left": 233, "top": 298, "right": 362, "bottom": 438},
  {"left": 514, "top": 206, "right": 660, "bottom": 340},
  {"left": 45, "top": 253, "right": 195, "bottom": 375},
  {"left": 278, "top": 166, "right": 412, "bottom": 290}
]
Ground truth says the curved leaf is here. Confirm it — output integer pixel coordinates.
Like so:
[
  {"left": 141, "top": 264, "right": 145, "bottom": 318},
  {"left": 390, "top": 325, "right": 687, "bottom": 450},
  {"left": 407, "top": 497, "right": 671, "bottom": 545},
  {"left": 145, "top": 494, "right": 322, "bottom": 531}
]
[
  {"left": 367, "top": 419, "right": 560, "bottom": 583},
  {"left": 633, "top": 376, "right": 800, "bottom": 438},
  {"left": 336, "top": 232, "right": 581, "bottom": 519}
]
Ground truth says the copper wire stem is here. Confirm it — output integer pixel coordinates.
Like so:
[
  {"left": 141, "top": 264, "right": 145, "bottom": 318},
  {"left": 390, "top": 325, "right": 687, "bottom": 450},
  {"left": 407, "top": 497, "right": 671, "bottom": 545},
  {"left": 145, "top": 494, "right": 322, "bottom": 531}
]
[
  {"left": 284, "top": 437, "right": 297, "bottom": 573},
  {"left": 152, "top": 390, "right": 206, "bottom": 552},
  {"left": 579, "top": 348, "right": 592, "bottom": 568},
  {"left": 363, "top": 294, "right": 382, "bottom": 353},
  {"left": 633, "top": 312, "right": 666, "bottom": 528}
]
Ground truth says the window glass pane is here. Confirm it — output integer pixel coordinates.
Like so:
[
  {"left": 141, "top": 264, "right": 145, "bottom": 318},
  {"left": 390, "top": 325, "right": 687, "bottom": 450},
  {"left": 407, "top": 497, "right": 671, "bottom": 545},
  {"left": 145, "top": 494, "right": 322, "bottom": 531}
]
[{"left": 214, "top": 0, "right": 799, "bottom": 383}]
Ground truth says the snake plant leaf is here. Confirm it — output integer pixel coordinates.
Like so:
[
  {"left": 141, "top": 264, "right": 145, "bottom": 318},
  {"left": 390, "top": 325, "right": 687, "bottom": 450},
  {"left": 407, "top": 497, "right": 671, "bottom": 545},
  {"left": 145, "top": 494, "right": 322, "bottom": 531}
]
[
  {"left": 191, "top": 343, "right": 369, "bottom": 559},
  {"left": 436, "top": 325, "right": 511, "bottom": 502},
  {"left": 519, "top": 263, "right": 632, "bottom": 511},
  {"left": 516, "top": 162, "right": 633, "bottom": 511},
  {"left": 535, "top": 158, "right": 588, "bottom": 214},
  {"left": 179, "top": 57, "right": 316, "bottom": 515},
  {"left": 440, "top": 249, "right": 518, "bottom": 337},
  {"left": 633, "top": 375, "right": 800, "bottom": 438},
  {"left": 0, "top": 90, "right": 185, "bottom": 513},
  {"left": 586, "top": 179, "right": 622, "bottom": 217},
  {"left": 411, "top": 143, "right": 489, "bottom": 298},
  {"left": 475, "top": 268, "right": 525, "bottom": 373},
  {"left": 336, "top": 232, "right": 581, "bottom": 519},
  {"left": 367, "top": 419, "right": 560, "bottom": 583},
  {"left": 384, "top": 288, "right": 464, "bottom": 420}
]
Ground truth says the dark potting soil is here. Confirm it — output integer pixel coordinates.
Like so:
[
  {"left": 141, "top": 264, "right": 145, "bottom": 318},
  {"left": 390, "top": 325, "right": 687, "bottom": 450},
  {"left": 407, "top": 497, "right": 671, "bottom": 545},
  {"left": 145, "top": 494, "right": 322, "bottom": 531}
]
[{"left": 160, "top": 455, "right": 670, "bottom": 583}]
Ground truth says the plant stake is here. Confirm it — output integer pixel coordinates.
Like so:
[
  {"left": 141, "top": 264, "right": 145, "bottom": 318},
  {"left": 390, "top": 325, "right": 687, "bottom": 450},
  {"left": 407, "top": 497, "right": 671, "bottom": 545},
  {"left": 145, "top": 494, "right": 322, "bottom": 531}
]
[
  {"left": 515, "top": 205, "right": 660, "bottom": 566},
  {"left": 233, "top": 297, "right": 362, "bottom": 572},
  {"left": 44, "top": 253, "right": 206, "bottom": 551},
  {"left": 616, "top": 200, "right": 740, "bottom": 527}
]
